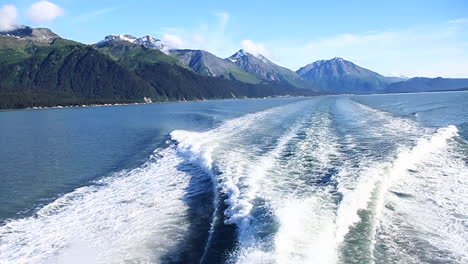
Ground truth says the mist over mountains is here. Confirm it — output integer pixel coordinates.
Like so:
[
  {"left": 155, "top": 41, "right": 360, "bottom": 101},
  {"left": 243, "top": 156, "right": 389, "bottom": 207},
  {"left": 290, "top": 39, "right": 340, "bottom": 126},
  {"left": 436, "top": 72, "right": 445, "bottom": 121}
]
[{"left": 0, "top": 27, "right": 466, "bottom": 109}]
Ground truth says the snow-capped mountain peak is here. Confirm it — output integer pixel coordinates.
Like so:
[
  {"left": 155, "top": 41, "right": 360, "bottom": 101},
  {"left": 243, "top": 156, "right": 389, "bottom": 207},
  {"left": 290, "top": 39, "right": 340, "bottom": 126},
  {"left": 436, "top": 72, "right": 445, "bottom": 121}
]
[
  {"left": 331, "top": 57, "right": 345, "bottom": 62},
  {"left": 135, "top": 35, "right": 165, "bottom": 49},
  {"left": 103, "top": 34, "right": 138, "bottom": 43},
  {"left": 228, "top": 49, "right": 272, "bottom": 63},
  {"left": 98, "top": 34, "right": 164, "bottom": 50},
  {"left": 229, "top": 49, "right": 248, "bottom": 62}
]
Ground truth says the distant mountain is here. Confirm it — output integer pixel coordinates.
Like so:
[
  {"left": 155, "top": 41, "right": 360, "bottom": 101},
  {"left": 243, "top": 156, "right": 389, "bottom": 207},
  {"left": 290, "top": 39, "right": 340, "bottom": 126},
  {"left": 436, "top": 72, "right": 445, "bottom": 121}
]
[
  {"left": 386, "top": 77, "right": 468, "bottom": 93},
  {"left": 385, "top": 76, "right": 408, "bottom": 83},
  {"left": 93, "top": 36, "right": 181, "bottom": 68},
  {"left": 0, "top": 29, "right": 313, "bottom": 109},
  {"left": 97, "top": 34, "right": 165, "bottom": 50},
  {"left": 297, "top": 58, "right": 402, "bottom": 93},
  {"left": 0, "top": 33, "right": 159, "bottom": 109},
  {"left": 297, "top": 58, "right": 468, "bottom": 94},
  {"left": 2, "top": 27, "right": 466, "bottom": 109},
  {"left": 228, "top": 49, "right": 313, "bottom": 90},
  {"left": 297, "top": 57, "right": 398, "bottom": 94},
  {"left": 169, "top": 49, "right": 261, "bottom": 84},
  {"left": 93, "top": 39, "right": 311, "bottom": 101},
  {"left": 386, "top": 73, "right": 409, "bottom": 83},
  {"left": 0, "top": 26, "right": 59, "bottom": 43}
]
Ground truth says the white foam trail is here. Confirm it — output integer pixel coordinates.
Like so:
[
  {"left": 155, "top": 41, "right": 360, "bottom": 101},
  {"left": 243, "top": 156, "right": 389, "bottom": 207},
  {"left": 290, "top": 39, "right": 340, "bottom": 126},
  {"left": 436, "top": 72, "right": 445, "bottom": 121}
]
[
  {"left": 172, "top": 101, "right": 314, "bottom": 220},
  {"left": 373, "top": 125, "right": 459, "bottom": 218},
  {"left": 334, "top": 125, "right": 459, "bottom": 261},
  {"left": 274, "top": 195, "right": 338, "bottom": 264},
  {"left": 169, "top": 106, "right": 283, "bottom": 261},
  {"left": 374, "top": 126, "right": 467, "bottom": 263},
  {"left": 3, "top": 96, "right": 459, "bottom": 264},
  {"left": 170, "top": 105, "right": 284, "bottom": 210},
  {"left": 171, "top": 130, "right": 217, "bottom": 175},
  {"left": 215, "top": 99, "right": 460, "bottom": 264},
  {"left": 233, "top": 112, "right": 342, "bottom": 264},
  {"left": 0, "top": 148, "right": 193, "bottom": 264},
  {"left": 2, "top": 102, "right": 290, "bottom": 264},
  {"left": 272, "top": 113, "right": 341, "bottom": 264},
  {"left": 233, "top": 196, "right": 338, "bottom": 264},
  {"left": 169, "top": 102, "right": 291, "bottom": 177},
  {"left": 351, "top": 100, "right": 424, "bottom": 137},
  {"left": 336, "top": 98, "right": 426, "bottom": 141},
  {"left": 170, "top": 100, "right": 312, "bottom": 261},
  {"left": 229, "top": 123, "right": 303, "bottom": 242}
]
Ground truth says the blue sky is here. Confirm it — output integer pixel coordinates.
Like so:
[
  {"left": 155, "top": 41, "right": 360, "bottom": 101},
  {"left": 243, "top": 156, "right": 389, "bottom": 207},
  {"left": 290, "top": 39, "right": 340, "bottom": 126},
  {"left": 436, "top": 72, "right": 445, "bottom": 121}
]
[{"left": 1, "top": 0, "right": 468, "bottom": 77}]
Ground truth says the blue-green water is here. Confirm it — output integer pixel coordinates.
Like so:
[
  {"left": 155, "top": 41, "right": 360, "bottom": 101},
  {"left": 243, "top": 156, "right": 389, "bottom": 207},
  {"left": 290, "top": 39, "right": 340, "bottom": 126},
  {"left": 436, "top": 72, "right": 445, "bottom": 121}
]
[
  {"left": 0, "top": 98, "right": 299, "bottom": 221},
  {"left": 0, "top": 92, "right": 467, "bottom": 263}
]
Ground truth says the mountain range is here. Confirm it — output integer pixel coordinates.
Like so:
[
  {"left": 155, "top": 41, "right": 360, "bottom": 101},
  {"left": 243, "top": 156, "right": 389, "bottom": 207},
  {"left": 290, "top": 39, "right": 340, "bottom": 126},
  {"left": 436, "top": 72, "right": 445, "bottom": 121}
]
[
  {"left": 228, "top": 49, "right": 312, "bottom": 89},
  {"left": 168, "top": 49, "right": 261, "bottom": 84},
  {"left": 0, "top": 27, "right": 467, "bottom": 109},
  {"left": 385, "top": 77, "right": 468, "bottom": 93}
]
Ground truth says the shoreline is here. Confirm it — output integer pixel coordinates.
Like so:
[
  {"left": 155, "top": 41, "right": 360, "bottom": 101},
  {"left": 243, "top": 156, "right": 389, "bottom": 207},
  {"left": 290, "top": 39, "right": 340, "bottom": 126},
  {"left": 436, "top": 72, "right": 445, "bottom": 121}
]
[
  {"left": 0, "top": 95, "right": 305, "bottom": 112},
  {"left": 1, "top": 89, "right": 466, "bottom": 112}
]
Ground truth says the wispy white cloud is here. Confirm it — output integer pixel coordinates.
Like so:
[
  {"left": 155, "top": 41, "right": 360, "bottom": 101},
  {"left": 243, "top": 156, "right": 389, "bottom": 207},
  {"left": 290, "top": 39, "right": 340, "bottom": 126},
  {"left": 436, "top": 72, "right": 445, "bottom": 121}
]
[
  {"left": 214, "top": 11, "right": 230, "bottom": 32},
  {"left": 73, "top": 7, "right": 116, "bottom": 24},
  {"left": 160, "top": 14, "right": 468, "bottom": 77},
  {"left": 159, "top": 11, "right": 238, "bottom": 56},
  {"left": 241, "top": 39, "right": 271, "bottom": 57},
  {"left": 269, "top": 20, "right": 468, "bottom": 77},
  {"left": 448, "top": 18, "right": 468, "bottom": 24},
  {"left": 162, "top": 33, "right": 185, "bottom": 50},
  {"left": 159, "top": 11, "right": 272, "bottom": 58},
  {"left": 192, "top": 33, "right": 206, "bottom": 46},
  {"left": 26, "top": 1, "right": 64, "bottom": 23},
  {"left": 0, "top": 4, "right": 18, "bottom": 31}
]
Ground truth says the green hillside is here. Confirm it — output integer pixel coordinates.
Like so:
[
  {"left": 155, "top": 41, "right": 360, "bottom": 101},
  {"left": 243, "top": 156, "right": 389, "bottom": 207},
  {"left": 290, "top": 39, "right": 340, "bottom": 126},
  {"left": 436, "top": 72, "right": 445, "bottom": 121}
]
[{"left": 0, "top": 31, "right": 312, "bottom": 109}]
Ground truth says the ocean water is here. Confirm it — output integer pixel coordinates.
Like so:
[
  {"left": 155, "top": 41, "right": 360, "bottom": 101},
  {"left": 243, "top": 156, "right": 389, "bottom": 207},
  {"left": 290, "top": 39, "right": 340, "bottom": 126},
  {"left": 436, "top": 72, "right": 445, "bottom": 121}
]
[{"left": 0, "top": 92, "right": 467, "bottom": 264}]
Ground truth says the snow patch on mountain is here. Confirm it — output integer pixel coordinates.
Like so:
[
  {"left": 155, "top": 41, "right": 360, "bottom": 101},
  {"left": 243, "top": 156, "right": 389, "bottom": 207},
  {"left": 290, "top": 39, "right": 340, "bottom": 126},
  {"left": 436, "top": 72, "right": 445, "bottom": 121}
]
[
  {"left": 229, "top": 49, "right": 248, "bottom": 62},
  {"left": 104, "top": 34, "right": 137, "bottom": 43},
  {"left": 99, "top": 34, "right": 165, "bottom": 50},
  {"left": 135, "top": 35, "right": 164, "bottom": 49},
  {"left": 228, "top": 49, "right": 270, "bottom": 63}
]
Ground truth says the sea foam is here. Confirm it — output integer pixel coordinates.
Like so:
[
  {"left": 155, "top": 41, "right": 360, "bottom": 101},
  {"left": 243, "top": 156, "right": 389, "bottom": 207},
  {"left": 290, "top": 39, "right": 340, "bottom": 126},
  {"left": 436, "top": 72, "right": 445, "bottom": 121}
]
[{"left": 0, "top": 147, "right": 196, "bottom": 264}]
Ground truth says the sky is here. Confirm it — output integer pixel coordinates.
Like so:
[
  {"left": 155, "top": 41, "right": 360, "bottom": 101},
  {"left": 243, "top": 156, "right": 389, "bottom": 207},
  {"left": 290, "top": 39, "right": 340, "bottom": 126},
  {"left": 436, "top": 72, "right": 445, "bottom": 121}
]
[{"left": 0, "top": 0, "right": 467, "bottom": 78}]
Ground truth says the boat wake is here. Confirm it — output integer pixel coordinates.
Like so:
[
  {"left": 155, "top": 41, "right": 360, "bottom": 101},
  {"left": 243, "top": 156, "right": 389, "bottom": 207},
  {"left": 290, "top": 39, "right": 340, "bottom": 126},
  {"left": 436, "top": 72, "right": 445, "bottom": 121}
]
[{"left": 0, "top": 97, "right": 466, "bottom": 264}]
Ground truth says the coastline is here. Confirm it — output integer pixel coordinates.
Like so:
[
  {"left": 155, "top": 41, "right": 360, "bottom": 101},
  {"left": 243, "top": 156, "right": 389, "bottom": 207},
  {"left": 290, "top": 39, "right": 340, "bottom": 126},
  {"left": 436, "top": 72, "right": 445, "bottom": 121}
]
[
  {"left": 0, "top": 94, "right": 305, "bottom": 112},
  {"left": 2, "top": 89, "right": 466, "bottom": 112}
]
